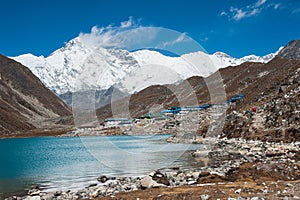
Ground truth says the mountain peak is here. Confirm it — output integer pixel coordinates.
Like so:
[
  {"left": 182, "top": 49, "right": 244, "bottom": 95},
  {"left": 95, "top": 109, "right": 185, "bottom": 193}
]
[
  {"left": 11, "top": 37, "right": 278, "bottom": 96},
  {"left": 277, "top": 38, "right": 300, "bottom": 60},
  {"left": 213, "top": 52, "right": 233, "bottom": 59}
]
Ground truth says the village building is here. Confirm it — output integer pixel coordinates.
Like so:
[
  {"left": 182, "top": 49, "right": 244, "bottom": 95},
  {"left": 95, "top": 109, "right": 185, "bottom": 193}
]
[{"left": 104, "top": 118, "right": 133, "bottom": 127}]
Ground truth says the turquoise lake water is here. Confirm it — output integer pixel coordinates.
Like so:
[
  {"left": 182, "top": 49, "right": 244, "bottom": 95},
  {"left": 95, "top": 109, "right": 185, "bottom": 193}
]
[{"left": 0, "top": 134, "right": 201, "bottom": 196}]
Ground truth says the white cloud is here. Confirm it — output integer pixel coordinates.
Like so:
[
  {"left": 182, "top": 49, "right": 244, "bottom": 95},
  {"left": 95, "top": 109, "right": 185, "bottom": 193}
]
[
  {"left": 255, "top": 0, "right": 267, "bottom": 7},
  {"left": 267, "top": 2, "right": 281, "bottom": 10},
  {"left": 233, "top": 9, "right": 246, "bottom": 21},
  {"left": 230, "top": 6, "right": 237, "bottom": 13},
  {"left": 120, "top": 16, "right": 134, "bottom": 28},
  {"left": 79, "top": 20, "right": 165, "bottom": 53},
  {"left": 250, "top": 8, "right": 260, "bottom": 15},
  {"left": 79, "top": 17, "right": 140, "bottom": 49},
  {"left": 78, "top": 18, "right": 198, "bottom": 54},
  {"left": 161, "top": 32, "right": 191, "bottom": 47},
  {"left": 79, "top": 25, "right": 121, "bottom": 48},
  {"left": 273, "top": 3, "right": 280, "bottom": 10},
  {"left": 200, "top": 37, "right": 209, "bottom": 42},
  {"left": 221, "top": 0, "right": 279, "bottom": 21},
  {"left": 220, "top": 11, "right": 227, "bottom": 16},
  {"left": 231, "top": 7, "right": 261, "bottom": 21},
  {"left": 292, "top": 8, "right": 300, "bottom": 14}
]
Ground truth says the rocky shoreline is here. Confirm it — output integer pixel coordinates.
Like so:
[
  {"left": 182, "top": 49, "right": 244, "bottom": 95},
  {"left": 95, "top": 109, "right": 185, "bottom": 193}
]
[{"left": 5, "top": 137, "right": 299, "bottom": 200}]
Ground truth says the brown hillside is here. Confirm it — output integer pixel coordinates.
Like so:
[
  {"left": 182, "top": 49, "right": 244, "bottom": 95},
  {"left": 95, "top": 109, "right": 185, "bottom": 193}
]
[
  {"left": 0, "top": 54, "right": 72, "bottom": 136},
  {"left": 96, "top": 57, "right": 300, "bottom": 121}
]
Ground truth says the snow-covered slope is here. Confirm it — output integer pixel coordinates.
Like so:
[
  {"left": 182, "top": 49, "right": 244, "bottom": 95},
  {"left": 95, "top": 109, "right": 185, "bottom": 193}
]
[{"left": 12, "top": 37, "right": 279, "bottom": 95}]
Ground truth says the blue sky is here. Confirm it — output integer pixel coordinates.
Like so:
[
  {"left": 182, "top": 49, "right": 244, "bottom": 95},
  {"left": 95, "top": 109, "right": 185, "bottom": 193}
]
[{"left": 1, "top": 0, "right": 300, "bottom": 57}]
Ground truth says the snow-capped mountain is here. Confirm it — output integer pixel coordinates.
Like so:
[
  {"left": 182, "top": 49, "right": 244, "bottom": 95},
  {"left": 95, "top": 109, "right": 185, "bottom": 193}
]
[
  {"left": 12, "top": 37, "right": 279, "bottom": 96},
  {"left": 210, "top": 50, "right": 280, "bottom": 66}
]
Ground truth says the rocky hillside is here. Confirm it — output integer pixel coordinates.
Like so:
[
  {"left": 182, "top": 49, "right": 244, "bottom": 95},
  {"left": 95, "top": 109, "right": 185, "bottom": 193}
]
[
  {"left": 220, "top": 39, "right": 300, "bottom": 142},
  {"left": 277, "top": 38, "right": 300, "bottom": 60},
  {"left": 96, "top": 58, "right": 299, "bottom": 119},
  {"left": 96, "top": 39, "right": 300, "bottom": 142},
  {"left": 222, "top": 60, "right": 300, "bottom": 142},
  {"left": 0, "top": 55, "right": 72, "bottom": 137}
]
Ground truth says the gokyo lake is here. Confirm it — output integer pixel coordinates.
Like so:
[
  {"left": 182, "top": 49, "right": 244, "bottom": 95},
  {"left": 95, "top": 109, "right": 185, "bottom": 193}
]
[{"left": 0, "top": 134, "right": 202, "bottom": 196}]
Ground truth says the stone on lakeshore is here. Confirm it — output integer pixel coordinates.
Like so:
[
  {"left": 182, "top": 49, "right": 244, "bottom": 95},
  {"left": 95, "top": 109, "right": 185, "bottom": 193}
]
[
  {"left": 91, "top": 190, "right": 100, "bottom": 198},
  {"left": 95, "top": 186, "right": 107, "bottom": 196},
  {"left": 192, "top": 150, "right": 209, "bottom": 157},
  {"left": 41, "top": 193, "right": 54, "bottom": 200},
  {"left": 54, "top": 191, "right": 62, "bottom": 197},
  {"left": 25, "top": 196, "right": 41, "bottom": 200},
  {"left": 131, "top": 184, "right": 138, "bottom": 191},
  {"left": 97, "top": 175, "right": 109, "bottom": 183},
  {"left": 171, "top": 166, "right": 180, "bottom": 170},
  {"left": 28, "top": 190, "right": 40, "bottom": 196},
  {"left": 123, "top": 184, "right": 132, "bottom": 191},
  {"left": 30, "top": 185, "right": 40, "bottom": 190},
  {"left": 106, "top": 188, "right": 115, "bottom": 195},
  {"left": 187, "top": 180, "right": 197, "bottom": 185},
  {"left": 140, "top": 175, "right": 165, "bottom": 189},
  {"left": 192, "top": 171, "right": 200, "bottom": 179},
  {"left": 88, "top": 183, "right": 97, "bottom": 188},
  {"left": 152, "top": 171, "right": 170, "bottom": 186},
  {"left": 198, "top": 171, "right": 210, "bottom": 179}
]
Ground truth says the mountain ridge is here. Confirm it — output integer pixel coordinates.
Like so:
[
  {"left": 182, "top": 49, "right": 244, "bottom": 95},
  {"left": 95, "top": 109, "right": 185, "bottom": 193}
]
[
  {"left": 277, "top": 38, "right": 300, "bottom": 60},
  {"left": 11, "top": 37, "right": 280, "bottom": 97},
  {"left": 94, "top": 38, "right": 300, "bottom": 126},
  {"left": 95, "top": 56, "right": 300, "bottom": 143}
]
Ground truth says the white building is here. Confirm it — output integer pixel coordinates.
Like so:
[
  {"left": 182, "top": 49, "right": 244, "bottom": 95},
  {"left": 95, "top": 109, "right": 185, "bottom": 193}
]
[{"left": 104, "top": 118, "right": 133, "bottom": 127}]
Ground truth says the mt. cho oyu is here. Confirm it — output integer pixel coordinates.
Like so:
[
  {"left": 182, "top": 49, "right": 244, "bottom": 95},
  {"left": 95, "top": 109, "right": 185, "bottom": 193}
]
[{"left": 11, "top": 37, "right": 279, "bottom": 107}]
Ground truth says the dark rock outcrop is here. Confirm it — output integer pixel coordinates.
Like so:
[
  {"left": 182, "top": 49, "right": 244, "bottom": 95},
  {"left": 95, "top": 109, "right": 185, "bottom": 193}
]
[{"left": 277, "top": 38, "right": 300, "bottom": 60}]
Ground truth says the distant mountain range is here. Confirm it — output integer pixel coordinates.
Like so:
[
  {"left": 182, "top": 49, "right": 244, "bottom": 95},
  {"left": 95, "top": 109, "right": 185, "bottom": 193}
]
[
  {"left": 1, "top": 36, "right": 299, "bottom": 137},
  {"left": 95, "top": 38, "right": 300, "bottom": 139},
  {"left": 11, "top": 37, "right": 280, "bottom": 98}
]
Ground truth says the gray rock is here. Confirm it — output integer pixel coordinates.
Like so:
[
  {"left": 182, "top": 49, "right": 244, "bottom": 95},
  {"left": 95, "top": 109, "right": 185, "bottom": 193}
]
[
  {"left": 97, "top": 175, "right": 109, "bottom": 183},
  {"left": 123, "top": 184, "right": 132, "bottom": 191},
  {"left": 131, "top": 184, "right": 138, "bottom": 191},
  {"left": 192, "top": 171, "right": 200, "bottom": 179},
  {"left": 277, "top": 39, "right": 300, "bottom": 60},
  {"left": 88, "top": 183, "right": 97, "bottom": 188},
  {"left": 152, "top": 171, "right": 170, "bottom": 186},
  {"left": 140, "top": 175, "right": 165, "bottom": 189},
  {"left": 235, "top": 188, "right": 242, "bottom": 194},
  {"left": 243, "top": 155, "right": 254, "bottom": 163},
  {"left": 200, "top": 194, "right": 210, "bottom": 200},
  {"left": 28, "top": 190, "right": 40, "bottom": 196},
  {"left": 54, "top": 191, "right": 62, "bottom": 197},
  {"left": 25, "top": 196, "right": 41, "bottom": 200},
  {"left": 187, "top": 180, "right": 197, "bottom": 185}
]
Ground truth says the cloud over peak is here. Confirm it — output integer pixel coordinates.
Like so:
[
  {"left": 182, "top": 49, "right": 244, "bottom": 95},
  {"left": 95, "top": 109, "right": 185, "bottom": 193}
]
[{"left": 79, "top": 17, "right": 141, "bottom": 49}]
